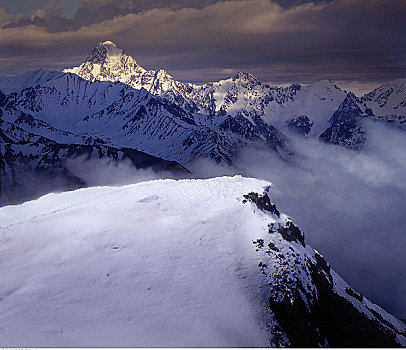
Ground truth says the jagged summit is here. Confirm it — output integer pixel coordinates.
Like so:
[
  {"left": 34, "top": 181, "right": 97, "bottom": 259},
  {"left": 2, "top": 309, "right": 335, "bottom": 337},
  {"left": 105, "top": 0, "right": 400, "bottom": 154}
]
[
  {"left": 320, "top": 92, "right": 366, "bottom": 150},
  {"left": 65, "top": 40, "right": 140, "bottom": 73},
  {"left": 363, "top": 78, "right": 406, "bottom": 102},
  {"left": 232, "top": 71, "right": 260, "bottom": 83},
  {"left": 310, "top": 79, "right": 342, "bottom": 91},
  {"left": 63, "top": 41, "right": 183, "bottom": 95},
  {"left": 339, "top": 92, "right": 361, "bottom": 111},
  {"left": 361, "top": 77, "right": 406, "bottom": 122},
  {"left": 85, "top": 40, "right": 125, "bottom": 65}
]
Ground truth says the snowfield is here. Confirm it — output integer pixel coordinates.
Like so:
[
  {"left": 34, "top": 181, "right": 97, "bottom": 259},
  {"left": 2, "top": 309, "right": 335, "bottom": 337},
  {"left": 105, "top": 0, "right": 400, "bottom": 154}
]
[
  {"left": 0, "top": 176, "right": 274, "bottom": 347},
  {"left": 0, "top": 176, "right": 405, "bottom": 347}
]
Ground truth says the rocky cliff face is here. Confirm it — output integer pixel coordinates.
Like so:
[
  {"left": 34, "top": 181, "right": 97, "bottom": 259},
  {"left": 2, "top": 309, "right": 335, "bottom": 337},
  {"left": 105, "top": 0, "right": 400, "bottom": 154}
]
[
  {"left": 244, "top": 189, "right": 406, "bottom": 347},
  {"left": 320, "top": 93, "right": 367, "bottom": 150}
]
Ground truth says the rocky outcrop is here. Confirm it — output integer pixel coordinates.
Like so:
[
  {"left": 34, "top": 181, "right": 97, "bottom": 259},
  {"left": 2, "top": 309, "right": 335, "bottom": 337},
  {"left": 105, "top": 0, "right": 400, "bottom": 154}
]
[
  {"left": 320, "top": 93, "right": 367, "bottom": 150},
  {"left": 244, "top": 190, "right": 406, "bottom": 347}
]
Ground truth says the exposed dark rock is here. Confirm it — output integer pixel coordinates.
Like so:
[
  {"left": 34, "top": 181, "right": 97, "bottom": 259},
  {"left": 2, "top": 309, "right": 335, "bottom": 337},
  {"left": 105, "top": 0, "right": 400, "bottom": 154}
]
[
  {"left": 0, "top": 90, "right": 7, "bottom": 107},
  {"left": 267, "top": 241, "right": 279, "bottom": 252},
  {"left": 277, "top": 221, "right": 306, "bottom": 247},
  {"left": 219, "top": 115, "right": 257, "bottom": 141},
  {"left": 253, "top": 239, "right": 265, "bottom": 251},
  {"left": 314, "top": 252, "right": 330, "bottom": 274},
  {"left": 287, "top": 115, "right": 313, "bottom": 135},
  {"left": 345, "top": 287, "right": 364, "bottom": 302},
  {"left": 268, "top": 252, "right": 402, "bottom": 347},
  {"left": 242, "top": 192, "right": 280, "bottom": 217},
  {"left": 244, "top": 187, "right": 405, "bottom": 347},
  {"left": 320, "top": 93, "right": 367, "bottom": 150}
]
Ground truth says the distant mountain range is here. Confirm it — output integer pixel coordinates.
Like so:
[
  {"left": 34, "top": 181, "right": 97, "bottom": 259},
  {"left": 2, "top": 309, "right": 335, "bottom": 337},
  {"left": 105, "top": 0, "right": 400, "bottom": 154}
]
[
  {"left": 1, "top": 42, "right": 406, "bottom": 347},
  {"left": 1, "top": 41, "right": 405, "bottom": 203}
]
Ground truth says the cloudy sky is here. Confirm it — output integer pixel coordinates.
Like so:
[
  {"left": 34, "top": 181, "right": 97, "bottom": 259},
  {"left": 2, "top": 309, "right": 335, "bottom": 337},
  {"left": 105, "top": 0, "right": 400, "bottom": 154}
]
[{"left": 0, "top": 0, "right": 405, "bottom": 92}]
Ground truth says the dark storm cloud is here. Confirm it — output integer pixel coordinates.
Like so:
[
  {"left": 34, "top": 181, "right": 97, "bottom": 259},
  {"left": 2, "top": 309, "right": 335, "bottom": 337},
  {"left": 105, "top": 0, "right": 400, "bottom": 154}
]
[
  {"left": 0, "top": 0, "right": 405, "bottom": 85},
  {"left": 1, "top": 0, "right": 228, "bottom": 32},
  {"left": 1, "top": 0, "right": 332, "bottom": 32}
]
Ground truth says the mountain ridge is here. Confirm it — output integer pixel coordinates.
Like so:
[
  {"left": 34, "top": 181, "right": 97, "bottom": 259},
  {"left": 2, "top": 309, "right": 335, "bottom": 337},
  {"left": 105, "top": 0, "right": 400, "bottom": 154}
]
[
  {"left": 1, "top": 40, "right": 406, "bottom": 205},
  {"left": 0, "top": 176, "right": 404, "bottom": 346}
]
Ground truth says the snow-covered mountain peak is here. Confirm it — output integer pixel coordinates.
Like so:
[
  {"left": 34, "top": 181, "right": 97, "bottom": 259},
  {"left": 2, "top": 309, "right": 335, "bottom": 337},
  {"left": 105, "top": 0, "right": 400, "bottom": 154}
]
[
  {"left": 320, "top": 91, "right": 366, "bottom": 150},
  {"left": 362, "top": 77, "right": 406, "bottom": 119},
  {"left": 340, "top": 92, "right": 360, "bottom": 109},
  {"left": 391, "top": 77, "right": 406, "bottom": 86},
  {"left": 101, "top": 40, "right": 117, "bottom": 46},
  {"left": 85, "top": 40, "right": 126, "bottom": 65},
  {"left": 62, "top": 41, "right": 187, "bottom": 97},
  {"left": 63, "top": 40, "right": 146, "bottom": 85},
  {"left": 383, "top": 77, "right": 406, "bottom": 90},
  {"left": 232, "top": 71, "right": 260, "bottom": 84},
  {"left": 363, "top": 78, "right": 406, "bottom": 100},
  {"left": 310, "top": 79, "right": 342, "bottom": 92}
]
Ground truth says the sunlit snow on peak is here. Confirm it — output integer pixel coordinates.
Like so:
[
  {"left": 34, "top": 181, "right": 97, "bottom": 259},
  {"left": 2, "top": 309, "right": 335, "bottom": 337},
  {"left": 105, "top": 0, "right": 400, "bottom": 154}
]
[{"left": 101, "top": 40, "right": 117, "bottom": 46}]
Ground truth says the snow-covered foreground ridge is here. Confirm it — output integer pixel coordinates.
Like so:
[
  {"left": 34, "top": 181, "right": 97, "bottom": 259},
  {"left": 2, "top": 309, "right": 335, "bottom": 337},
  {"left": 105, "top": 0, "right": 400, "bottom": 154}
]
[{"left": 0, "top": 176, "right": 405, "bottom": 347}]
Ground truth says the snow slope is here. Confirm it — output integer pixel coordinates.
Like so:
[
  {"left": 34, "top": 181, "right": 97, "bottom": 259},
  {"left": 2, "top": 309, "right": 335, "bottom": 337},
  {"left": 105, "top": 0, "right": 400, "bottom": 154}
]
[
  {"left": 362, "top": 78, "right": 406, "bottom": 129},
  {"left": 0, "top": 177, "right": 275, "bottom": 347},
  {"left": 0, "top": 119, "right": 186, "bottom": 206},
  {"left": 0, "top": 69, "right": 63, "bottom": 95},
  {"left": 0, "top": 176, "right": 404, "bottom": 347}
]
